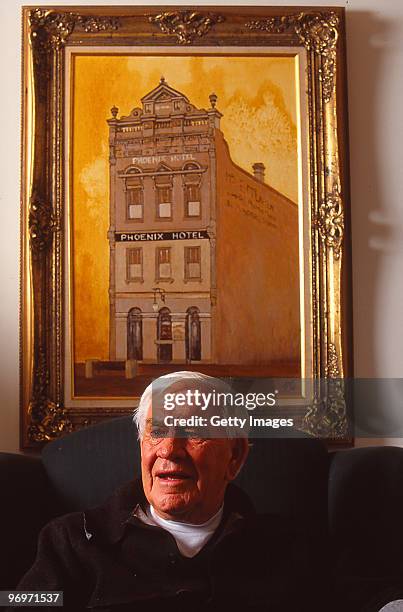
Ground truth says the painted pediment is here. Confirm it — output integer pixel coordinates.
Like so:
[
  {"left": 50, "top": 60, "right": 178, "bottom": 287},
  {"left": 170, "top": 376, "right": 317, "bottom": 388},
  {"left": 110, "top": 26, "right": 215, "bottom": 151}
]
[{"left": 154, "top": 92, "right": 172, "bottom": 102}]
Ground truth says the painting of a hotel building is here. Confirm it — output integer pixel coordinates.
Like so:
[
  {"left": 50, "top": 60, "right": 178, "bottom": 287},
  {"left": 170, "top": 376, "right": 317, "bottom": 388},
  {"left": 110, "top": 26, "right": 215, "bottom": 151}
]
[{"left": 107, "top": 78, "right": 300, "bottom": 373}]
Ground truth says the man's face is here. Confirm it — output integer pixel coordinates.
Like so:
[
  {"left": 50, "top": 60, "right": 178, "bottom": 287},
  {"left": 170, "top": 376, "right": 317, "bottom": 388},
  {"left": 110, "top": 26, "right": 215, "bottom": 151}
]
[{"left": 140, "top": 404, "right": 248, "bottom": 524}]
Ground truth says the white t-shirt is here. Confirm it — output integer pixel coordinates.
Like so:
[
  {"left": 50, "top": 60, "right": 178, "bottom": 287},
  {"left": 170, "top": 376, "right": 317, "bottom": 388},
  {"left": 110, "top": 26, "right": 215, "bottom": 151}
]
[{"left": 145, "top": 505, "right": 224, "bottom": 558}]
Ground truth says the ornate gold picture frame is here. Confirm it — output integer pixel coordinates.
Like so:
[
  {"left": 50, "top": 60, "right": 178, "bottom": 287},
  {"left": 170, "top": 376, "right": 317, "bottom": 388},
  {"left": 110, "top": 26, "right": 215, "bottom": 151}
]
[{"left": 21, "top": 6, "right": 352, "bottom": 448}]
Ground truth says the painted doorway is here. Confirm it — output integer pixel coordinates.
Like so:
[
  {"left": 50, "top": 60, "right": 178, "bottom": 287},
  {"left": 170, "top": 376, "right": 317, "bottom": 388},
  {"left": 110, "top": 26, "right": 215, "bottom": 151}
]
[
  {"left": 157, "top": 307, "right": 172, "bottom": 362},
  {"left": 186, "top": 306, "right": 201, "bottom": 362},
  {"left": 127, "top": 307, "right": 143, "bottom": 360}
]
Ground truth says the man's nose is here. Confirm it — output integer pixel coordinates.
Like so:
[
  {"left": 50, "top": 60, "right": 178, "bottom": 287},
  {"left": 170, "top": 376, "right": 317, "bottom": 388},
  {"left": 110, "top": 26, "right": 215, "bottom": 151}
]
[{"left": 156, "top": 436, "right": 187, "bottom": 459}]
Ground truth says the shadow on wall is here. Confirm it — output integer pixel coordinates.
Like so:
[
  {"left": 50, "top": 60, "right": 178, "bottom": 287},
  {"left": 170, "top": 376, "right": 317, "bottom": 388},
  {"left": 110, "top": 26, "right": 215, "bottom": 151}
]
[
  {"left": 347, "top": 11, "right": 403, "bottom": 382},
  {"left": 346, "top": 11, "right": 403, "bottom": 441}
]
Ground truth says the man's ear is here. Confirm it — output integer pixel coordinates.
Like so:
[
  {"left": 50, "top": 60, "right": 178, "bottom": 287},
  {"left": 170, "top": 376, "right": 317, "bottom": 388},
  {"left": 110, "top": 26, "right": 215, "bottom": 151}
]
[{"left": 226, "top": 438, "right": 249, "bottom": 481}]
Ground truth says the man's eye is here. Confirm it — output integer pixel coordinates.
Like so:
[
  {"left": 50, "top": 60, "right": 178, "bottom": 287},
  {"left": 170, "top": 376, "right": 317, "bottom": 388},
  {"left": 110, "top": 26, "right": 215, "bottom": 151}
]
[
  {"left": 184, "top": 428, "right": 207, "bottom": 441},
  {"left": 150, "top": 426, "right": 167, "bottom": 437},
  {"left": 184, "top": 428, "right": 199, "bottom": 438}
]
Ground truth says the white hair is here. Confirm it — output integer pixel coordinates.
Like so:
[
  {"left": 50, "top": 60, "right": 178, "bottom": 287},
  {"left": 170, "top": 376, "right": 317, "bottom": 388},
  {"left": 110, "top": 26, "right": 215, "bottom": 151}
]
[{"left": 133, "top": 370, "right": 245, "bottom": 439}]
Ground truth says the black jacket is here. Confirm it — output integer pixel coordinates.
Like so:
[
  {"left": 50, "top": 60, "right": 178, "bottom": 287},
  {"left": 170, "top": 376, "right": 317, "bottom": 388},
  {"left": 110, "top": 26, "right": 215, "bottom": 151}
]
[{"left": 15, "top": 480, "right": 319, "bottom": 611}]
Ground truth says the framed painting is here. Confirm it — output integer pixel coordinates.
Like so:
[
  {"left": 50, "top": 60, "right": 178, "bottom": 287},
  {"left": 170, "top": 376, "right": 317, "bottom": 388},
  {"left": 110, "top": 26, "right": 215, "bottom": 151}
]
[{"left": 20, "top": 6, "right": 352, "bottom": 447}]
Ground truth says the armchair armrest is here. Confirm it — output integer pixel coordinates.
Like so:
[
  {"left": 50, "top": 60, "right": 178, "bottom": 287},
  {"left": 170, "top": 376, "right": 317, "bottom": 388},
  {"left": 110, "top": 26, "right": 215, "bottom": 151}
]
[{"left": 0, "top": 453, "right": 58, "bottom": 589}]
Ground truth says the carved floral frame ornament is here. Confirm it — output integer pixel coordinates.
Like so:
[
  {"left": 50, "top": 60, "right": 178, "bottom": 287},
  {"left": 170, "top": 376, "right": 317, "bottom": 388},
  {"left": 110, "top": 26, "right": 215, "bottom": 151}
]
[{"left": 21, "top": 6, "right": 352, "bottom": 447}]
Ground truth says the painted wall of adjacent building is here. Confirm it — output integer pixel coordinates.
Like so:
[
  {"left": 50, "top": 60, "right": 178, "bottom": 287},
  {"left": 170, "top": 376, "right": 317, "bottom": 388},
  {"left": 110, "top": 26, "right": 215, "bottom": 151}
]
[
  {"left": 215, "top": 131, "right": 300, "bottom": 369},
  {"left": 1, "top": 0, "right": 403, "bottom": 452}
]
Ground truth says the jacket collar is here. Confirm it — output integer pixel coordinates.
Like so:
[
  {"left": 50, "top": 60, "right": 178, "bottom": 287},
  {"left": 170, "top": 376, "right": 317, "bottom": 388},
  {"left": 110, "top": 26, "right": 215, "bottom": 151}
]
[{"left": 84, "top": 478, "right": 255, "bottom": 545}]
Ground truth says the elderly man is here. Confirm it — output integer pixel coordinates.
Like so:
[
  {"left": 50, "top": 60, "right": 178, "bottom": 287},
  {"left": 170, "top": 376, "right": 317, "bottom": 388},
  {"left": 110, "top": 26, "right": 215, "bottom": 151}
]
[{"left": 14, "top": 372, "right": 317, "bottom": 611}]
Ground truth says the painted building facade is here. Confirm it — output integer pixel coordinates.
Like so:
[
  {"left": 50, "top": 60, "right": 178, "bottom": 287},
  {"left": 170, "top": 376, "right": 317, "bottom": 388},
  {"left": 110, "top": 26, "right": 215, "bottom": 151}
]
[{"left": 107, "top": 78, "right": 300, "bottom": 368}]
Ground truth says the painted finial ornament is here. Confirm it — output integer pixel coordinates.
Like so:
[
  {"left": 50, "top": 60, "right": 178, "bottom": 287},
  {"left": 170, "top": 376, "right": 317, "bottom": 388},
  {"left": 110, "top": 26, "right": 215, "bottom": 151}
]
[{"left": 209, "top": 92, "right": 217, "bottom": 108}]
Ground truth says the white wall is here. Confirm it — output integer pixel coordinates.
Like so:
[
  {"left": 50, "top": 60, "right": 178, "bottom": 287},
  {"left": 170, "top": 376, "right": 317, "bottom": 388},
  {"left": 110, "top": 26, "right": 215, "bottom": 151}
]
[{"left": 1, "top": 0, "right": 402, "bottom": 453}]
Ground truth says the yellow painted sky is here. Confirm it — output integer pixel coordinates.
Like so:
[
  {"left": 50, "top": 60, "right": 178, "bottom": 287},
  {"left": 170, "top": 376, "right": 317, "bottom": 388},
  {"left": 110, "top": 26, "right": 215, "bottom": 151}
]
[{"left": 72, "top": 54, "right": 298, "bottom": 362}]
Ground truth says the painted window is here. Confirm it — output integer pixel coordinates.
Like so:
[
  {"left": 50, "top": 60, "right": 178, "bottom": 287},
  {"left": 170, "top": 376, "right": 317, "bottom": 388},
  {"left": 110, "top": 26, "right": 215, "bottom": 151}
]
[
  {"left": 156, "top": 186, "right": 172, "bottom": 218},
  {"left": 156, "top": 247, "right": 172, "bottom": 280},
  {"left": 183, "top": 162, "right": 202, "bottom": 217},
  {"left": 184, "top": 246, "right": 201, "bottom": 280},
  {"left": 127, "top": 187, "right": 143, "bottom": 220},
  {"left": 125, "top": 169, "right": 143, "bottom": 220},
  {"left": 126, "top": 248, "right": 143, "bottom": 281},
  {"left": 155, "top": 165, "right": 173, "bottom": 219},
  {"left": 185, "top": 183, "right": 201, "bottom": 217}
]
